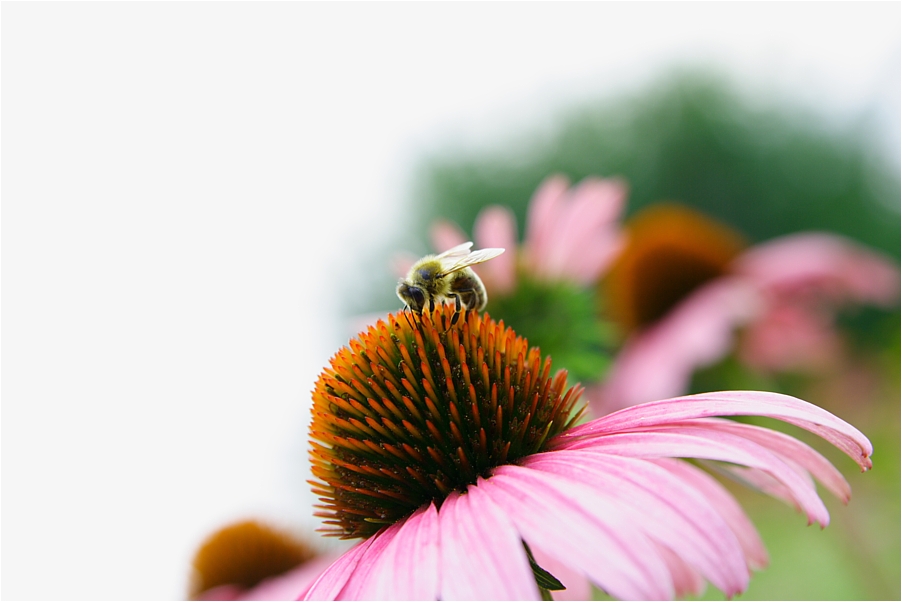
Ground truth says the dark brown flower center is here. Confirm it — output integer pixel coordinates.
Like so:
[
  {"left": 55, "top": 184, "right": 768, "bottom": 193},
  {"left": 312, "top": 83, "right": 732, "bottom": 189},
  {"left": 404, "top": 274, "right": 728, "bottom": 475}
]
[
  {"left": 188, "top": 520, "right": 316, "bottom": 599},
  {"left": 603, "top": 203, "right": 747, "bottom": 332},
  {"left": 309, "top": 305, "right": 584, "bottom": 539}
]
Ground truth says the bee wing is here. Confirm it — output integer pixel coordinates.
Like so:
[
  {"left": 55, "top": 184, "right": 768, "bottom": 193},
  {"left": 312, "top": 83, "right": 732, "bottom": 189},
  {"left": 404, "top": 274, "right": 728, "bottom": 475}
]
[
  {"left": 434, "top": 242, "right": 474, "bottom": 262},
  {"left": 440, "top": 247, "right": 505, "bottom": 274}
]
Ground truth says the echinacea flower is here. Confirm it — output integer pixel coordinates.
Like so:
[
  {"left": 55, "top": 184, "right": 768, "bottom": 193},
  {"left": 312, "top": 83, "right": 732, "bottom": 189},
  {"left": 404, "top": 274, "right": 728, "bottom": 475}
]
[
  {"left": 430, "top": 174, "right": 628, "bottom": 291},
  {"left": 598, "top": 203, "right": 899, "bottom": 413},
  {"left": 305, "top": 305, "right": 872, "bottom": 600},
  {"left": 188, "top": 520, "right": 336, "bottom": 601},
  {"left": 407, "top": 174, "right": 627, "bottom": 384}
]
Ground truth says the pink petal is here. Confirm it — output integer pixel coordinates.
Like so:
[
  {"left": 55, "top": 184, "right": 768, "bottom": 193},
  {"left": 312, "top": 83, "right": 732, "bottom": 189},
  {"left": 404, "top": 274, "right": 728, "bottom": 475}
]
[
  {"left": 525, "top": 177, "right": 628, "bottom": 284},
  {"left": 523, "top": 450, "right": 749, "bottom": 595},
  {"left": 686, "top": 418, "right": 852, "bottom": 502},
  {"left": 565, "top": 391, "right": 873, "bottom": 472},
  {"left": 524, "top": 174, "right": 570, "bottom": 267},
  {"left": 546, "top": 178, "right": 628, "bottom": 282},
  {"left": 735, "top": 232, "right": 900, "bottom": 305},
  {"left": 738, "top": 301, "right": 843, "bottom": 373},
  {"left": 721, "top": 465, "right": 804, "bottom": 510},
  {"left": 653, "top": 458, "right": 769, "bottom": 570},
  {"left": 334, "top": 522, "right": 403, "bottom": 600},
  {"left": 458, "top": 486, "right": 540, "bottom": 600},
  {"left": 480, "top": 467, "right": 675, "bottom": 600},
  {"left": 473, "top": 205, "right": 518, "bottom": 295},
  {"left": 558, "top": 427, "right": 831, "bottom": 526},
  {"left": 596, "top": 278, "right": 760, "bottom": 413},
  {"left": 655, "top": 543, "right": 707, "bottom": 597},
  {"left": 348, "top": 504, "right": 440, "bottom": 600},
  {"left": 240, "top": 554, "right": 339, "bottom": 600},
  {"left": 565, "top": 230, "right": 627, "bottom": 285},
  {"left": 437, "top": 487, "right": 539, "bottom": 600},
  {"left": 528, "top": 545, "right": 594, "bottom": 601},
  {"left": 303, "top": 538, "right": 374, "bottom": 600}
]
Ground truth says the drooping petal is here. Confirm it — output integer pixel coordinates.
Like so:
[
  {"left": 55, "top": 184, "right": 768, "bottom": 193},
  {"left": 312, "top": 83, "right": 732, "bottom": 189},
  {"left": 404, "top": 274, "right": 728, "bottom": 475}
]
[
  {"left": 480, "top": 467, "right": 675, "bottom": 600},
  {"left": 684, "top": 418, "right": 852, "bottom": 502},
  {"left": 596, "top": 278, "right": 760, "bottom": 412},
  {"left": 738, "top": 302, "right": 843, "bottom": 372},
  {"left": 559, "top": 427, "right": 831, "bottom": 526},
  {"left": 564, "top": 391, "right": 873, "bottom": 472},
  {"left": 347, "top": 504, "right": 440, "bottom": 600},
  {"left": 735, "top": 232, "right": 900, "bottom": 305},
  {"left": 652, "top": 458, "right": 769, "bottom": 570},
  {"left": 473, "top": 205, "right": 518, "bottom": 295},
  {"left": 655, "top": 543, "right": 707, "bottom": 598},
  {"left": 523, "top": 450, "right": 749, "bottom": 596},
  {"left": 720, "top": 465, "right": 805, "bottom": 510}
]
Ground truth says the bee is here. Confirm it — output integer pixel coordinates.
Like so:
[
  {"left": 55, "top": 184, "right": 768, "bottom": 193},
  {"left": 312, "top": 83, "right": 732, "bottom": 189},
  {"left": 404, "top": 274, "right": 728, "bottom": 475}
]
[{"left": 397, "top": 242, "right": 505, "bottom": 326}]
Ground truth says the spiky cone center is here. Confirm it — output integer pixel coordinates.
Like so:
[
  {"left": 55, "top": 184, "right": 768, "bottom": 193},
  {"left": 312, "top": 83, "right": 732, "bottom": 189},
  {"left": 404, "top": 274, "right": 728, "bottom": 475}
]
[
  {"left": 603, "top": 202, "right": 747, "bottom": 332},
  {"left": 188, "top": 520, "right": 317, "bottom": 599},
  {"left": 309, "top": 305, "right": 585, "bottom": 540}
]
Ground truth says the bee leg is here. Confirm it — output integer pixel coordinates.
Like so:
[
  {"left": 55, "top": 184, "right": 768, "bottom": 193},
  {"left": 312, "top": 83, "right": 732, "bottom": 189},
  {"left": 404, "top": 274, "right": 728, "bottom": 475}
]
[{"left": 449, "top": 294, "right": 462, "bottom": 328}]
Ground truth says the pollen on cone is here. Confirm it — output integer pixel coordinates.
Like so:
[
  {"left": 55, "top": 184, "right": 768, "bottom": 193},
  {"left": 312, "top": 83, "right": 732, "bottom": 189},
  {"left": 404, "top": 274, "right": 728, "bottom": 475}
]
[{"left": 309, "top": 305, "right": 584, "bottom": 539}]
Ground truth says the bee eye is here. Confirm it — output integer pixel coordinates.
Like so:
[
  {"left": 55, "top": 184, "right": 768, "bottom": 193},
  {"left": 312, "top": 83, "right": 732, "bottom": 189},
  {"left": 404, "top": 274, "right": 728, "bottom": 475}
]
[{"left": 407, "top": 287, "right": 426, "bottom": 311}]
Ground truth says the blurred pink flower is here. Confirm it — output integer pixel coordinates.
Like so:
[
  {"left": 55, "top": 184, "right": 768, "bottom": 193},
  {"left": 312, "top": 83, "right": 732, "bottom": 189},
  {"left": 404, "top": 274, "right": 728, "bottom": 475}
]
[
  {"left": 598, "top": 222, "right": 899, "bottom": 413},
  {"left": 734, "top": 233, "right": 899, "bottom": 371},
  {"left": 424, "top": 174, "right": 628, "bottom": 292},
  {"left": 305, "top": 388, "right": 872, "bottom": 600}
]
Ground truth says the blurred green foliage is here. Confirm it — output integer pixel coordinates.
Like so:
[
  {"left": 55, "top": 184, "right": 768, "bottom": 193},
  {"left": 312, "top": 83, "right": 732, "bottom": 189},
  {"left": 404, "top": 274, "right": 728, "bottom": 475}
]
[
  {"left": 485, "top": 274, "right": 614, "bottom": 385},
  {"left": 411, "top": 71, "right": 899, "bottom": 260}
]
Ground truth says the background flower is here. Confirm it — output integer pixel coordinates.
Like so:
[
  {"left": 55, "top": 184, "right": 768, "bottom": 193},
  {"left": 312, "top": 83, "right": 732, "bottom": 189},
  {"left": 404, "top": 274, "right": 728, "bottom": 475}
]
[
  {"left": 596, "top": 204, "right": 900, "bottom": 413},
  {"left": 188, "top": 520, "right": 337, "bottom": 601},
  {"left": 735, "top": 233, "right": 900, "bottom": 372}
]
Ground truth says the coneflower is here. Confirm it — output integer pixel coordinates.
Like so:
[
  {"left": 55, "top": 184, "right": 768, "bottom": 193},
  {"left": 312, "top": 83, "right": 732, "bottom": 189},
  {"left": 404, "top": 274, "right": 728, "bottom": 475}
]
[
  {"left": 598, "top": 203, "right": 899, "bottom": 413},
  {"left": 306, "top": 304, "right": 872, "bottom": 600},
  {"left": 188, "top": 520, "right": 334, "bottom": 601}
]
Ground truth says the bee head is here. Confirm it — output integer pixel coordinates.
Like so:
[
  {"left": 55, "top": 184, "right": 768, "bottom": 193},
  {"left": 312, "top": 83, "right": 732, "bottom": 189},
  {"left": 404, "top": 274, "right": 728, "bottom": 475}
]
[{"left": 396, "top": 281, "right": 426, "bottom": 312}]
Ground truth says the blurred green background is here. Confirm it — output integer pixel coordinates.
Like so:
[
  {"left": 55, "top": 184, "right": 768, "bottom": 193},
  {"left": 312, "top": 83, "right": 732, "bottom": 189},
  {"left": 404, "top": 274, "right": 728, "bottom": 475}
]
[
  {"left": 410, "top": 72, "right": 899, "bottom": 260},
  {"left": 381, "top": 71, "right": 900, "bottom": 600}
]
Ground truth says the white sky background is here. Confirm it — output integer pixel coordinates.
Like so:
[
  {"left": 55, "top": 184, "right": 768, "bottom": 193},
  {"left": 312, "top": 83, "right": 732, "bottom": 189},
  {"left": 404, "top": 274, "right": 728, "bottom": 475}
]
[{"left": 2, "top": 3, "right": 898, "bottom": 600}]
